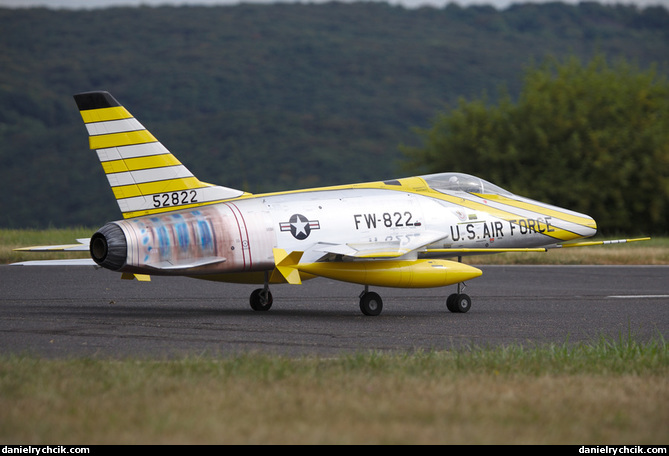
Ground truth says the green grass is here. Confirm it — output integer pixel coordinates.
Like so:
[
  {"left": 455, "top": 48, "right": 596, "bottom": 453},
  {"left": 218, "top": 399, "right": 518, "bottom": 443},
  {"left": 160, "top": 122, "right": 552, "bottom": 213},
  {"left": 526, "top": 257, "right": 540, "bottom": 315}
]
[{"left": 0, "top": 333, "right": 666, "bottom": 444}]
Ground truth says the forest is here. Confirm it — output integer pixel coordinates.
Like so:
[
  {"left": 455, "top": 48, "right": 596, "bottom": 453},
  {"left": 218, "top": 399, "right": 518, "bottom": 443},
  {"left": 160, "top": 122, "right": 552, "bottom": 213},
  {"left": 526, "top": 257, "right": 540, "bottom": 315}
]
[{"left": 1, "top": 1, "right": 667, "bottom": 230}]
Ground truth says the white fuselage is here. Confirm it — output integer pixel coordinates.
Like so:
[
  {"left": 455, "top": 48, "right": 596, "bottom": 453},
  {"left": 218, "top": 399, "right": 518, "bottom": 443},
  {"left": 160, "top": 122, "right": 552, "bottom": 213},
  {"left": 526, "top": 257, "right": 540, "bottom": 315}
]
[{"left": 110, "top": 186, "right": 594, "bottom": 277}]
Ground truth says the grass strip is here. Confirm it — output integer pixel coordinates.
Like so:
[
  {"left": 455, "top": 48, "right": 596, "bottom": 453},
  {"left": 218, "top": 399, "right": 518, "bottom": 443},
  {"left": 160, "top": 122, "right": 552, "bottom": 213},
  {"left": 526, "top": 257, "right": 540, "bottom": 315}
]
[{"left": 1, "top": 333, "right": 666, "bottom": 444}]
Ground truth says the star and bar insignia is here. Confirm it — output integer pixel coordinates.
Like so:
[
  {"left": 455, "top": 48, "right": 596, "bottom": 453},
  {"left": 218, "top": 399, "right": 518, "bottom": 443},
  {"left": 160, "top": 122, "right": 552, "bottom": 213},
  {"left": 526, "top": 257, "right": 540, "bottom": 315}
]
[{"left": 280, "top": 214, "right": 320, "bottom": 240}]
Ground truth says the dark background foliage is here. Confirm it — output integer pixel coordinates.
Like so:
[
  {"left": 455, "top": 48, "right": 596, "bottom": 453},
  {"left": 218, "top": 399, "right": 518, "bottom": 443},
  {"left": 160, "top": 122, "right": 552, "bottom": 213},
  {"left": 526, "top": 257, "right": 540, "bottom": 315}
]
[{"left": 1, "top": 2, "right": 667, "bottom": 231}]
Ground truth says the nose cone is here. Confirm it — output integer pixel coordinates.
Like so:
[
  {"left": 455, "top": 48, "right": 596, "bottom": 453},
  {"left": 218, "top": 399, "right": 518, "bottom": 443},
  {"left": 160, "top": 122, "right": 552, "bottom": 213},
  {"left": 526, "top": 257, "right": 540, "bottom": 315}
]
[
  {"left": 584, "top": 215, "right": 598, "bottom": 238},
  {"left": 558, "top": 212, "right": 598, "bottom": 242},
  {"left": 570, "top": 209, "right": 597, "bottom": 239},
  {"left": 512, "top": 193, "right": 600, "bottom": 241}
]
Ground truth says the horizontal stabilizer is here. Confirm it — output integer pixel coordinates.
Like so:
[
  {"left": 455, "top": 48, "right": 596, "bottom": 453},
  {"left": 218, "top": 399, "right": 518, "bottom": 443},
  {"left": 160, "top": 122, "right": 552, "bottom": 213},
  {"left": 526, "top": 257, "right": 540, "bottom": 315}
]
[
  {"left": 14, "top": 239, "right": 90, "bottom": 252},
  {"left": 11, "top": 258, "right": 97, "bottom": 266}
]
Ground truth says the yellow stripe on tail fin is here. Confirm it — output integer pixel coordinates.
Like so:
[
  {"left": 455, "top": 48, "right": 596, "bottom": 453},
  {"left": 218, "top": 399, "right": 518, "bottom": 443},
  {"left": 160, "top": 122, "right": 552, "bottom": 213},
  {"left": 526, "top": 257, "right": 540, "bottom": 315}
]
[{"left": 74, "top": 91, "right": 247, "bottom": 219}]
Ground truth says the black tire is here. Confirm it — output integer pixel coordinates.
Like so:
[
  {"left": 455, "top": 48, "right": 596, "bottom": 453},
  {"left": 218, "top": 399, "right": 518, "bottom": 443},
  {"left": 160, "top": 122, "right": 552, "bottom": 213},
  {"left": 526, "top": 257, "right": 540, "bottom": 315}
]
[
  {"left": 359, "top": 291, "right": 383, "bottom": 316},
  {"left": 250, "top": 288, "right": 273, "bottom": 311},
  {"left": 446, "top": 293, "right": 459, "bottom": 312},
  {"left": 447, "top": 293, "right": 472, "bottom": 313},
  {"left": 454, "top": 294, "right": 471, "bottom": 313}
]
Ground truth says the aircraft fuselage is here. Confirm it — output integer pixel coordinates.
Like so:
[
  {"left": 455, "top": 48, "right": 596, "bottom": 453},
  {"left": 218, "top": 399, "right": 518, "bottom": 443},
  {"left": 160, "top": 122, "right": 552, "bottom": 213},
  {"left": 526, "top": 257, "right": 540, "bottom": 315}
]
[{"left": 93, "top": 182, "right": 596, "bottom": 282}]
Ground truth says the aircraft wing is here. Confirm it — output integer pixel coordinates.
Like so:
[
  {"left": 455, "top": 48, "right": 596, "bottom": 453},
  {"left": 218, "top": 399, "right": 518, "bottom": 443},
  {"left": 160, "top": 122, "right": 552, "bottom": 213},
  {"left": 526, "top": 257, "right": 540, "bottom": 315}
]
[
  {"left": 294, "top": 235, "right": 650, "bottom": 263},
  {"left": 307, "top": 230, "right": 449, "bottom": 260}
]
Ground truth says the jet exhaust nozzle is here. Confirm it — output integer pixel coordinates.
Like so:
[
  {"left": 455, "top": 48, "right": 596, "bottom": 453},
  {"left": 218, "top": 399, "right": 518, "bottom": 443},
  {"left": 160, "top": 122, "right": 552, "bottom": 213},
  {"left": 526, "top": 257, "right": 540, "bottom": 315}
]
[{"left": 90, "top": 223, "right": 127, "bottom": 271}]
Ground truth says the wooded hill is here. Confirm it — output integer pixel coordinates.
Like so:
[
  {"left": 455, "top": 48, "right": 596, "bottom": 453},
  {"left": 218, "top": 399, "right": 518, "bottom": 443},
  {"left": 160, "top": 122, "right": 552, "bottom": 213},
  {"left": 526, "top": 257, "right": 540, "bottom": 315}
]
[{"left": 1, "top": 2, "right": 667, "bottom": 228}]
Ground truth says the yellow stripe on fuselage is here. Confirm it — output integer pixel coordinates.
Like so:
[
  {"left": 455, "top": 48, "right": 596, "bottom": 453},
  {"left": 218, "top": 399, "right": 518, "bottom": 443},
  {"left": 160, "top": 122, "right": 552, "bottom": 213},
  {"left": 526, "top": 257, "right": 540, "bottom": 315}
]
[
  {"left": 475, "top": 193, "right": 595, "bottom": 228},
  {"left": 89, "top": 130, "right": 157, "bottom": 150},
  {"left": 428, "top": 192, "right": 579, "bottom": 241},
  {"left": 80, "top": 106, "right": 133, "bottom": 124}
]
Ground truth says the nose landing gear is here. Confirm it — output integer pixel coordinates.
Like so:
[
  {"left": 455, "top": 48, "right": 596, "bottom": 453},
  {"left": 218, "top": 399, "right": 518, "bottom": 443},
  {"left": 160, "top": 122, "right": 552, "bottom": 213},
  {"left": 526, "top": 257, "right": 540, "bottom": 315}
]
[
  {"left": 446, "top": 292, "right": 471, "bottom": 313},
  {"left": 446, "top": 256, "right": 472, "bottom": 313},
  {"left": 446, "top": 274, "right": 471, "bottom": 313}
]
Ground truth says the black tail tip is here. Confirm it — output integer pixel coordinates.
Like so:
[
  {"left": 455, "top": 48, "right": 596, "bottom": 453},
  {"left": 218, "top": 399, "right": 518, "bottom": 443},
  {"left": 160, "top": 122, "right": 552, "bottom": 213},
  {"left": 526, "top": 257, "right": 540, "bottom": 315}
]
[{"left": 74, "top": 91, "right": 121, "bottom": 111}]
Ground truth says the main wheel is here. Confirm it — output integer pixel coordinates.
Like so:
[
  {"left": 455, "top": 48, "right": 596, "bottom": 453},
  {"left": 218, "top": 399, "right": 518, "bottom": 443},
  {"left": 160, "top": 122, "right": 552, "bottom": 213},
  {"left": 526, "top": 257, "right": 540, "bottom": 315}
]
[
  {"left": 359, "top": 291, "right": 383, "bottom": 316},
  {"left": 446, "top": 293, "right": 472, "bottom": 313},
  {"left": 446, "top": 293, "right": 458, "bottom": 312},
  {"left": 250, "top": 288, "right": 273, "bottom": 311}
]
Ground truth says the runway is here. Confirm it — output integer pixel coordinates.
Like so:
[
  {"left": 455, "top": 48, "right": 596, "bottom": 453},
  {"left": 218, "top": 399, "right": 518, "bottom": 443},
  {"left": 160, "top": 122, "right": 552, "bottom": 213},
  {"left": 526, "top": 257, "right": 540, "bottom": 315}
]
[{"left": 1, "top": 264, "right": 667, "bottom": 358}]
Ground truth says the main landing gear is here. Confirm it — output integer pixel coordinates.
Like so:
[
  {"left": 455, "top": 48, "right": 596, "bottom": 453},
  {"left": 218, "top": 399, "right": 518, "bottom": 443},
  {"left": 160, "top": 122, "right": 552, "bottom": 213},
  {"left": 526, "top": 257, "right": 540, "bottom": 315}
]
[
  {"left": 250, "top": 287, "right": 273, "bottom": 311},
  {"left": 359, "top": 286, "right": 383, "bottom": 316},
  {"left": 249, "top": 272, "right": 273, "bottom": 311},
  {"left": 248, "top": 272, "right": 472, "bottom": 316}
]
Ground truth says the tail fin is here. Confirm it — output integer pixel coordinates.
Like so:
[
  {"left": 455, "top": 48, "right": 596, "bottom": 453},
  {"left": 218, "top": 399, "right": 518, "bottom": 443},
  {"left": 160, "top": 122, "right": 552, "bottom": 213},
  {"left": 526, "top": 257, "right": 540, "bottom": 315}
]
[{"left": 74, "top": 91, "right": 246, "bottom": 219}]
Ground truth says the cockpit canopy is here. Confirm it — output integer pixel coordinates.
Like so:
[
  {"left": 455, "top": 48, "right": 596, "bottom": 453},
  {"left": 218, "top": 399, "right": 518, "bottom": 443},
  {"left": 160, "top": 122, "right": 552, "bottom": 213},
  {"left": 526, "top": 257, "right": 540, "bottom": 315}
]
[{"left": 421, "top": 172, "right": 513, "bottom": 196}]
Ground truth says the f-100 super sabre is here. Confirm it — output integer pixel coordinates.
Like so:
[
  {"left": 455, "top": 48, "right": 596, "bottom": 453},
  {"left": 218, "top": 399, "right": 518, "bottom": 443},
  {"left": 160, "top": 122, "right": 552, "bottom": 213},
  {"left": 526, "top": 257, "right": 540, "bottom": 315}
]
[{"left": 14, "top": 91, "right": 649, "bottom": 315}]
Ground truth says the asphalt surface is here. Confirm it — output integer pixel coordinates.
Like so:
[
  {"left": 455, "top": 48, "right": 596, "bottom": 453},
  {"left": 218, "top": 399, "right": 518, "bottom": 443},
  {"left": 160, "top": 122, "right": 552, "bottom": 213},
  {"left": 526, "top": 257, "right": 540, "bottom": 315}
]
[{"left": 1, "top": 264, "right": 667, "bottom": 358}]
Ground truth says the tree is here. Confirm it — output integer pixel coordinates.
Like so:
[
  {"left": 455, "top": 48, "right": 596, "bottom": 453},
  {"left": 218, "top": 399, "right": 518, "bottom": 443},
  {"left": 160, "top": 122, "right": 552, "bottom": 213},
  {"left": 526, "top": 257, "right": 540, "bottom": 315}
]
[{"left": 403, "top": 54, "right": 669, "bottom": 235}]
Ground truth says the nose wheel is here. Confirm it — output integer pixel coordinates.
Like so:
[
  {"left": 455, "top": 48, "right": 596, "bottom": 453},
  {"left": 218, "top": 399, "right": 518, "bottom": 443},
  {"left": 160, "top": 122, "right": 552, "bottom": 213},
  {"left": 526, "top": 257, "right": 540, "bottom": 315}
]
[
  {"left": 447, "top": 270, "right": 472, "bottom": 313},
  {"left": 446, "top": 256, "right": 472, "bottom": 313}
]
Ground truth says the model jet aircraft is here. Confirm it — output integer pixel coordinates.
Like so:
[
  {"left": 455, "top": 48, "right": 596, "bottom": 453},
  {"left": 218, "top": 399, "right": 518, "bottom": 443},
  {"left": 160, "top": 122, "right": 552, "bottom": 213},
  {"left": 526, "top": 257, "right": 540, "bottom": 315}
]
[{"left": 15, "top": 91, "right": 650, "bottom": 315}]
